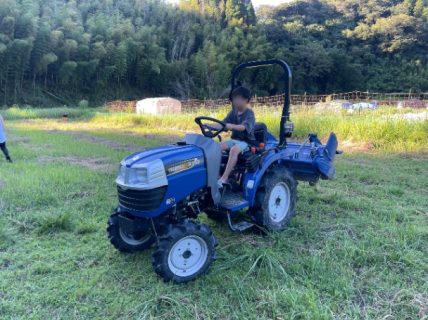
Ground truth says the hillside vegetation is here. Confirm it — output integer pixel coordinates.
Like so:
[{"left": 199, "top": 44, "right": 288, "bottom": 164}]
[{"left": 1, "top": 0, "right": 428, "bottom": 106}]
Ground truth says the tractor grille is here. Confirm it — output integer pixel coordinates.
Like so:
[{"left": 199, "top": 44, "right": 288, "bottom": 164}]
[{"left": 117, "top": 186, "right": 167, "bottom": 211}]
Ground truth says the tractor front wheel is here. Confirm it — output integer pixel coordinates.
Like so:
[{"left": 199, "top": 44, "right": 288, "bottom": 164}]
[
  {"left": 253, "top": 168, "right": 297, "bottom": 231},
  {"left": 151, "top": 220, "right": 218, "bottom": 283},
  {"left": 107, "top": 213, "right": 155, "bottom": 252}
]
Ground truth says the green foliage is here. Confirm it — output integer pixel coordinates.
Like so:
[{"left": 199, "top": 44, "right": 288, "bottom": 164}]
[{"left": 0, "top": 0, "right": 427, "bottom": 106}]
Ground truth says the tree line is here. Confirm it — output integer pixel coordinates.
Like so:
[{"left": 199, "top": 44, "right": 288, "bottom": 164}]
[{"left": 0, "top": 0, "right": 427, "bottom": 106}]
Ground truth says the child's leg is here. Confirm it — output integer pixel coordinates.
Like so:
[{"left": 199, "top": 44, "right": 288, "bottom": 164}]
[
  {"left": 220, "top": 140, "right": 233, "bottom": 151},
  {"left": 220, "top": 145, "right": 241, "bottom": 182},
  {"left": 0, "top": 142, "right": 11, "bottom": 161}
]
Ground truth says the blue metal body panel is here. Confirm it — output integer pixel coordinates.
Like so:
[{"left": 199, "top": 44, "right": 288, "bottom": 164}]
[
  {"left": 119, "top": 144, "right": 207, "bottom": 218},
  {"left": 118, "top": 131, "right": 337, "bottom": 216}
]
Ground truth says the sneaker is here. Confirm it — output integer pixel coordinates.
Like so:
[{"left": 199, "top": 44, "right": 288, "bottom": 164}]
[
  {"left": 6, "top": 157, "right": 12, "bottom": 163},
  {"left": 217, "top": 178, "right": 226, "bottom": 188}
]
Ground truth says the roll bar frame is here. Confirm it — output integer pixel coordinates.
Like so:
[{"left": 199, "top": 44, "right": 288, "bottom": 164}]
[{"left": 230, "top": 59, "right": 292, "bottom": 146}]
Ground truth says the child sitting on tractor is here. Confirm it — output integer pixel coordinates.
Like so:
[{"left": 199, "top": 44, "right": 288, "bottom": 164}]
[{"left": 218, "top": 86, "right": 255, "bottom": 187}]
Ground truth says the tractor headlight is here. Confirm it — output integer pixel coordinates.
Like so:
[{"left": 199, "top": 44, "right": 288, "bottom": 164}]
[
  {"left": 116, "top": 164, "right": 127, "bottom": 183},
  {"left": 127, "top": 167, "right": 148, "bottom": 185},
  {"left": 116, "top": 159, "right": 167, "bottom": 190}
]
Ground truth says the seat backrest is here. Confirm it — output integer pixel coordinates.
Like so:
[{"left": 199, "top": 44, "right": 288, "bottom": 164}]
[{"left": 254, "top": 122, "right": 267, "bottom": 144}]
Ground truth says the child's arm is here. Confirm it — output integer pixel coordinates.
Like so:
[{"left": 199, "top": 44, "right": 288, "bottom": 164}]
[
  {"left": 226, "top": 111, "right": 254, "bottom": 133},
  {"left": 226, "top": 123, "right": 245, "bottom": 131}
]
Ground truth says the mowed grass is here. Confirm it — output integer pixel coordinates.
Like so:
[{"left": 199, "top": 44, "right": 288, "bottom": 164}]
[{"left": 0, "top": 108, "right": 427, "bottom": 319}]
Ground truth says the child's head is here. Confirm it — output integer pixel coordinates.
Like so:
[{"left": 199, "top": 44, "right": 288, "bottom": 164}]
[{"left": 230, "top": 86, "right": 251, "bottom": 111}]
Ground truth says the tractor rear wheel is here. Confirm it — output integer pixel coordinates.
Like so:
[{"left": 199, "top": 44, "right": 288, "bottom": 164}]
[
  {"left": 253, "top": 168, "right": 297, "bottom": 231},
  {"left": 107, "top": 213, "right": 155, "bottom": 252},
  {"left": 151, "top": 219, "right": 218, "bottom": 283}
]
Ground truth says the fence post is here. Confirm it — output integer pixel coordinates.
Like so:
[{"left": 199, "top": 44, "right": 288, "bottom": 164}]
[{"left": 303, "top": 92, "right": 307, "bottom": 108}]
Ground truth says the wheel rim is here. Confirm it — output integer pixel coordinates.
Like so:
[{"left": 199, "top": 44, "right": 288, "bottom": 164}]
[
  {"left": 167, "top": 235, "right": 209, "bottom": 277},
  {"left": 119, "top": 228, "right": 152, "bottom": 246},
  {"left": 268, "top": 182, "right": 291, "bottom": 222}
]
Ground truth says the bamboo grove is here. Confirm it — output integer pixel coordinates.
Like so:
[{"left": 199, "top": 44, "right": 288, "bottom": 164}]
[{"left": 0, "top": 0, "right": 427, "bottom": 106}]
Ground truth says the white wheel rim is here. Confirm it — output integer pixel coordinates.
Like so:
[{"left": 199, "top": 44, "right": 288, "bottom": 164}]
[
  {"left": 119, "top": 228, "right": 151, "bottom": 246},
  {"left": 268, "top": 182, "right": 291, "bottom": 222},
  {"left": 167, "top": 235, "right": 208, "bottom": 277}
]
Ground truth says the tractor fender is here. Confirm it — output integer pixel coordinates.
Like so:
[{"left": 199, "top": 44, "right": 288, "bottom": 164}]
[{"left": 243, "top": 150, "right": 291, "bottom": 207}]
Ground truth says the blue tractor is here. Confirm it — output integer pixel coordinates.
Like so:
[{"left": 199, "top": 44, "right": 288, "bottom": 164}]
[{"left": 107, "top": 60, "right": 340, "bottom": 283}]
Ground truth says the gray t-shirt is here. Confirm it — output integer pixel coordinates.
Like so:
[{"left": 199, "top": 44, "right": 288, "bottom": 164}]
[{"left": 223, "top": 108, "right": 255, "bottom": 142}]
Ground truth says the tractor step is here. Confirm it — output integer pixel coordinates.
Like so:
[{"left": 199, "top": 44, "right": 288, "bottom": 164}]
[
  {"left": 219, "top": 191, "right": 249, "bottom": 212},
  {"left": 227, "top": 213, "right": 254, "bottom": 232}
]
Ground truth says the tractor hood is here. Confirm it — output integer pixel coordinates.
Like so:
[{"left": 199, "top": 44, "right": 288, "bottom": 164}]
[
  {"left": 122, "top": 144, "right": 204, "bottom": 169},
  {"left": 117, "top": 144, "right": 205, "bottom": 191},
  {"left": 117, "top": 134, "right": 222, "bottom": 207}
]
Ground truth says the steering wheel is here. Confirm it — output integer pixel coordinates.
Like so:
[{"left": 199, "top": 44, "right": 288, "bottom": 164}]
[{"left": 194, "top": 116, "right": 226, "bottom": 139}]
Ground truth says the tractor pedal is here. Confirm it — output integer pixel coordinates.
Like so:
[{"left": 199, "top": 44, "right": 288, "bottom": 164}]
[{"left": 227, "top": 213, "right": 254, "bottom": 232}]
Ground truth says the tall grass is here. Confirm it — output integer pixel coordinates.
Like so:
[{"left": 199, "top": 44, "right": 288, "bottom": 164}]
[
  {"left": 3, "top": 105, "right": 427, "bottom": 152},
  {"left": 87, "top": 107, "right": 427, "bottom": 152},
  {"left": 0, "top": 106, "right": 97, "bottom": 120}
]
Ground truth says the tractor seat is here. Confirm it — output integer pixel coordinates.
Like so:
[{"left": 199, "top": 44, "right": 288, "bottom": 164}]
[
  {"left": 221, "top": 122, "right": 267, "bottom": 157},
  {"left": 253, "top": 122, "right": 267, "bottom": 145},
  {"left": 220, "top": 122, "right": 267, "bottom": 172}
]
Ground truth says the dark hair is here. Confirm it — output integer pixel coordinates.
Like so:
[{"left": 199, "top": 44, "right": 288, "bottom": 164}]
[{"left": 230, "top": 86, "right": 251, "bottom": 102}]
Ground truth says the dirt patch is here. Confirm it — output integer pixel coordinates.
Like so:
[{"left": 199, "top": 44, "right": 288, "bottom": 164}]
[
  {"left": 8, "top": 136, "right": 31, "bottom": 143},
  {"left": 25, "top": 143, "right": 53, "bottom": 151},
  {"left": 122, "top": 131, "right": 179, "bottom": 142},
  {"left": 340, "top": 140, "right": 375, "bottom": 153},
  {"left": 37, "top": 156, "right": 115, "bottom": 172},
  {"left": 47, "top": 129, "right": 181, "bottom": 150},
  {"left": 72, "top": 133, "right": 138, "bottom": 151},
  {"left": 398, "top": 152, "right": 428, "bottom": 161},
  {"left": 47, "top": 130, "right": 143, "bottom": 151}
]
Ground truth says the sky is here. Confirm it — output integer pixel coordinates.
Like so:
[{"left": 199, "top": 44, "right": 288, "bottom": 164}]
[{"left": 167, "top": 0, "right": 290, "bottom": 7}]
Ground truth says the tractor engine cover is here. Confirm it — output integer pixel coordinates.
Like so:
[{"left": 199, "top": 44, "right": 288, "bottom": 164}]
[{"left": 116, "top": 144, "right": 207, "bottom": 217}]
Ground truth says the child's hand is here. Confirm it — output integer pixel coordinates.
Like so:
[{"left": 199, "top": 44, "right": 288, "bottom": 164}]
[{"left": 225, "top": 123, "right": 233, "bottom": 131}]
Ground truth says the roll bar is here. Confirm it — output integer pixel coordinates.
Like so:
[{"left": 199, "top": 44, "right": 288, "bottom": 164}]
[{"left": 230, "top": 59, "right": 292, "bottom": 146}]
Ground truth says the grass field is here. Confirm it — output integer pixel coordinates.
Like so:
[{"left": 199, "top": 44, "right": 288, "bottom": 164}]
[{"left": 0, "top": 107, "right": 427, "bottom": 319}]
